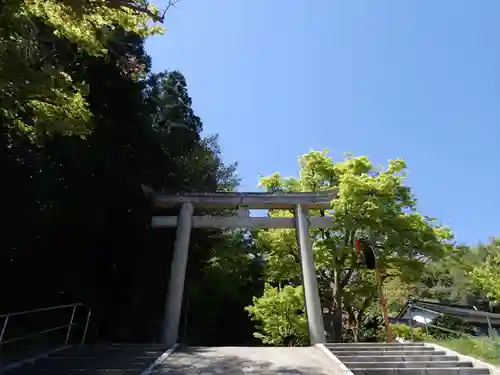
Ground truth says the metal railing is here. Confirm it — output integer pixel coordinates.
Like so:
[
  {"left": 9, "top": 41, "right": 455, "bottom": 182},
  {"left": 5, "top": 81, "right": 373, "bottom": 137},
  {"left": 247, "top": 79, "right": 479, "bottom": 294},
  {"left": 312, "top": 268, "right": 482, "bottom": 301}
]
[
  {"left": 407, "top": 303, "right": 497, "bottom": 339},
  {"left": 0, "top": 303, "right": 92, "bottom": 352},
  {"left": 406, "top": 303, "right": 500, "bottom": 362}
]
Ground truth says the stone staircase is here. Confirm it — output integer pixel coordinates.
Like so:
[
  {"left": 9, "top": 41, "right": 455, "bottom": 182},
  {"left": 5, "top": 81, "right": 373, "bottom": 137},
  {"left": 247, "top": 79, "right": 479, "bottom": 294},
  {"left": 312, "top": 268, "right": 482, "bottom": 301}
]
[
  {"left": 2, "top": 343, "right": 167, "bottom": 374},
  {"left": 326, "top": 342, "right": 491, "bottom": 375}
]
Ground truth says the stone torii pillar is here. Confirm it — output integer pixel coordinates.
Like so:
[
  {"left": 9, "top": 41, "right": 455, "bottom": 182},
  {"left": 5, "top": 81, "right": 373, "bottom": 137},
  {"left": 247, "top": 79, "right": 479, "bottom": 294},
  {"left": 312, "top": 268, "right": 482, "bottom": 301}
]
[
  {"left": 295, "top": 204, "right": 326, "bottom": 345},
  {"left": 163, "top": 202, "right": 193, "bottom": 345}
]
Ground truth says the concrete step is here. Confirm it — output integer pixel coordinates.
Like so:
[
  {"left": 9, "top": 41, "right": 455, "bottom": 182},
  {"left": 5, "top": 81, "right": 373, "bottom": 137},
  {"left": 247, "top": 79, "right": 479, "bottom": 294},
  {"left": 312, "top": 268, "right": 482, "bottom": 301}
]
[
  {"left": 107, "top": 342, "right": 168, "bottom": 349},
  {"left": 23, "top": 357, "right": 152, "bottom": 367},
  {"left": 59, "top": 345, "right": 165, "bottom": 354},
  {"left": 49, "top": 347, "right": 164, "bottom": 360},
  {"left": 5, "top": 366, "right": 149, "bottom": 374},
  {"left": 329, "top": 346, "right": 435, "bottom": 352},
  {"left": 332, "top": 343, "right": 490, "bottom": 375},
  {"left": 335, "top": 355, "right": 459, "bottom": 363},
  {"left": 332, "top": 350, "right": 448, "bottom": 357},
  {"left": 344, "top": 361, "right": 473, "bottom": 369},
  {"left": 327, "top": 342, "right": 426, "bottom": 347},
  {"left": 51, "top": 351, "right": 163, "bottom": 358},
  {"left": 2, "top": 344, "right": 163, "bottom": 375},
  {"left": 351, "top": 368, "right": 491, "bottom": 375}
]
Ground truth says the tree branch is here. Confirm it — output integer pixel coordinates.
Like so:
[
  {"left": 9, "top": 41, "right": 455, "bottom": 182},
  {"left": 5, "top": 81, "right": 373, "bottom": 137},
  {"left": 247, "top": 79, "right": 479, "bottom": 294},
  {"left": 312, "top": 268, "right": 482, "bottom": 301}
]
[
  {"left": 89, "top": 0, "right": 181, "bottom": 23},
  {"left": 341, "top": 268, "right": 354, "bottom": 288}
]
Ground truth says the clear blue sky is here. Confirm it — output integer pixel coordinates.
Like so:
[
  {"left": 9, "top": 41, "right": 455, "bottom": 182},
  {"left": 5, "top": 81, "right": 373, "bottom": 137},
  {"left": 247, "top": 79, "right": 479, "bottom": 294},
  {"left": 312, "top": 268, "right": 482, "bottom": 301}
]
[{"left": 146, "top": 0, "right": 500, "bottom": 245}]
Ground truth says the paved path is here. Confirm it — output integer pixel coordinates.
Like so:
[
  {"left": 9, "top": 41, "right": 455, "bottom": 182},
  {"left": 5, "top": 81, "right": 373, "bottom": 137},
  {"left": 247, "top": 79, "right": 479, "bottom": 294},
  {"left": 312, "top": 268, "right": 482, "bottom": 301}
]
[{"left": 153, "top": 346, "right": 337, "bottom": 375}]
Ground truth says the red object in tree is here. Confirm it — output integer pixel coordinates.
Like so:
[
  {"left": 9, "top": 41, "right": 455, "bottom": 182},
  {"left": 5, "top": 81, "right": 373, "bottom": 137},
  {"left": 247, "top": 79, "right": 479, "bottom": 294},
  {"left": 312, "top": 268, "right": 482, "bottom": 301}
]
[{"left": 355, "top": 239, "right": 362, "bottom": 261}]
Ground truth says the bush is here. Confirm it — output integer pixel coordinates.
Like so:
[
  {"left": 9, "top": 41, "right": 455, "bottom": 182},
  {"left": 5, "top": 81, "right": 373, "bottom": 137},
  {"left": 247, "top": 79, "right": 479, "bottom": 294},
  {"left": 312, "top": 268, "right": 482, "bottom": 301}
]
[
  {"left": 392, "top": 323, "right": 431, "bottom": 341},
  {"left": 377, "top": 324, "right": 431, "bottom": 342},
  {"left": 245, "top": 284, "right": 309, "bottom": 346}
]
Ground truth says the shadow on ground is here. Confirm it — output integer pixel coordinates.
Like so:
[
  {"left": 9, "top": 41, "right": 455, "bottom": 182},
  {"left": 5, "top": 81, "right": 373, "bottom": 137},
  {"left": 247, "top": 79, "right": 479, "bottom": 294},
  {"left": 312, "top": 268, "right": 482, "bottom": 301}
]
[{"left": 153, "top": 346, "right": 336, "bottom": 375}]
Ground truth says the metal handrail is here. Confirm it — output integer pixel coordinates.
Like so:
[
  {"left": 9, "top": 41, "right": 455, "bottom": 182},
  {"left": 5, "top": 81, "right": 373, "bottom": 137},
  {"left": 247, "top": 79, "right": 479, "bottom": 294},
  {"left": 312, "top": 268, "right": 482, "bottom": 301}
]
[
  {"left": 405, "top": 303, "right": 500, "bottom": 363},
  {"left": 408, "top": 303, "right": 496, "bottom": 340},
  {"left": 0, "top": 303, "right": 92, "bottom": 352},
  {"left": 0, "top": 303, "right": 85, "bottom": 319},
  {"left": 409, "top": 301, "right": 500, "bottom": 319}
]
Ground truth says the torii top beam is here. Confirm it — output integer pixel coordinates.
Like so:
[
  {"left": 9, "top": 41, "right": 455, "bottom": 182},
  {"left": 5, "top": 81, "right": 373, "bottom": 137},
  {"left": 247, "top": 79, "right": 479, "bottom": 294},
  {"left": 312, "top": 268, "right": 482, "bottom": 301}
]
[{"left": 143, "top": 187, "right": 337, "bottom": 210}]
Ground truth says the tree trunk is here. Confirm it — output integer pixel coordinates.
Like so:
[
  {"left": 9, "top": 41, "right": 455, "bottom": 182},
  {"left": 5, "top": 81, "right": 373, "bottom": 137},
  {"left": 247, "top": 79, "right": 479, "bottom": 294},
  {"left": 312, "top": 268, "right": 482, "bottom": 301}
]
[
  {"left": 332, "top": 265, "right": 343, "bottom": 342},
  {"left": 346, "top": 306, "right": 359, "bottom": 342}
]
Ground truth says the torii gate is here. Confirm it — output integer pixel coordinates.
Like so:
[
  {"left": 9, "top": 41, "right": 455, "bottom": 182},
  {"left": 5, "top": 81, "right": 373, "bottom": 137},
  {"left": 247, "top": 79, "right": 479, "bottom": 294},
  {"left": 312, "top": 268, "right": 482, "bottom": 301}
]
[{"left": 147, "top": 190, "right": 336, "bottom": 346}]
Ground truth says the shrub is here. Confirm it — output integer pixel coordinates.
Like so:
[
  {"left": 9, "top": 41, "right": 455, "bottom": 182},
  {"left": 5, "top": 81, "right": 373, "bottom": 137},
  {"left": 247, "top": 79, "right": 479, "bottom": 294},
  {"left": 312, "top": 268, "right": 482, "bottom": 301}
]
[
  {"left": 377, "top": 323, "right": 431, "bottom": 342},
  {"left": 245, "top": 284, "right": 309, "bottom": 346},
  {"left": 392, "top": 323, "right": 431, "bottom": 341}
]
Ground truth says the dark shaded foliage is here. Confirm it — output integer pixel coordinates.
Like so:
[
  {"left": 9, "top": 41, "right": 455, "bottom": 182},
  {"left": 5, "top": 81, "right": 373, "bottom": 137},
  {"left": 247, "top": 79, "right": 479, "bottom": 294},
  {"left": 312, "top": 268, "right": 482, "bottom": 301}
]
[{"left": 1, "top": 27, "right": 261, "bottom": 346}]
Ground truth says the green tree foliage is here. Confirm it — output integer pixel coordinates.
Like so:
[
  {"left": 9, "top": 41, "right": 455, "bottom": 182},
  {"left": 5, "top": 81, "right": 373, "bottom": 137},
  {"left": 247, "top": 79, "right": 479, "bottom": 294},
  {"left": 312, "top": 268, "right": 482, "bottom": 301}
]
[
  {"left": 382, "top": 277, "right": 421, "bottom": 315},
  {"left": 251, "top": 150, "right": 453, "bottom": 343},
  {"left": 1, "top": 0, "right": 166, "bottom": 138},
  {"left": 416, "top": 239, "right": 500, "bottom": 311},
  {"left": 254, "top": 211, "right": 302, "bottom": 284},
  {"left": 418, "top": 248, "right": 471, "bottom": 304},
  {"left": 184, "top": 230, "right": 264, "bottom": 345},
  {"left": 469, "top": 252, "right": 500, "bottom": 304},
  {"left": 246, "top": 284, "right": 309, "bottom": 346},
  {"left": 342, "top": 271, "right": 380, "bottom": 341}
]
